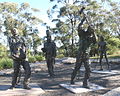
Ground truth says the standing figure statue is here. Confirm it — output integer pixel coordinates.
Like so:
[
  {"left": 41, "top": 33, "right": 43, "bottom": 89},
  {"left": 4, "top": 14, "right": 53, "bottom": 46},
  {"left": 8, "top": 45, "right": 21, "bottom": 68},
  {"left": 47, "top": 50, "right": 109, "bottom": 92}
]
[
  {"left": 8, "top": 28, "right": 31, "bottom": 89},
  {"left": 70, "top": 17, "right": 97, "bottom": 88},
  {"left": 98, "top": 36, "right": 110, "bottom": 71},
  {"left": 42, "top": 30, "right": 56, "bottom": 77}
]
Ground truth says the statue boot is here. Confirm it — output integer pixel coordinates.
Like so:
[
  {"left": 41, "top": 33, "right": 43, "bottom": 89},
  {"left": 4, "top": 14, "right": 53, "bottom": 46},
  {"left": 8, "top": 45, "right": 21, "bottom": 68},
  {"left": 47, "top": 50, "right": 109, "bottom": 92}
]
[{"left": 23, "top": 79, "right": 31, "bottom": 90}]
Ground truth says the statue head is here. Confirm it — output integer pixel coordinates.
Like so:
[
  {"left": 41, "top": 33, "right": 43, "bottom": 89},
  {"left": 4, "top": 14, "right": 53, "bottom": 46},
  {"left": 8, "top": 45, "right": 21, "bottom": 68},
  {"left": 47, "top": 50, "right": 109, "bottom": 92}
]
[
  {"left": 47, "top": 35, "right": 51, "bottom": 43},
  {"left": 46, "top": 30, "right": 50, "bottom": 37},
  {"left": 86, "top": 25, "right": 94, "bottom": 36},
  {"left": 78, "top": 27, "right": 85, "bottom": 37},
  {"left": 100, "top": 36, "right": 104, "bottom": 41},
  {"left": 11, "top": 28, "right": 18, "bottom": 36},
  {"left": 46, "top": 30, "right": 51, "bottom": 42}
]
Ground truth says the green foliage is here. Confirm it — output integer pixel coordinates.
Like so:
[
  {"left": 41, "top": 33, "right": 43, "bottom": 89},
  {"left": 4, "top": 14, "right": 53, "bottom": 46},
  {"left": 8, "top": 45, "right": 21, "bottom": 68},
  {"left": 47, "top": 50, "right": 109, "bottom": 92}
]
[
  {"left": 28, "top": 56, "right": 36, "bottom": 63},
  {"left": 107, "top": 37, "right": 120, "bottom": 54},
  {"left": 108, "top": 52, "right": 120, "bottom": 59},
  {"left": 56, "top": 54, "right": 64, "bottom": 58},
  {"left": 34, "top": 55, "right": 45, "bottom": 61},
  {"left": 0, "top": 44, "right": 8, "bottom": 57},
  {"left": 108, "top": 37, "right": 120, "bottom": 48},
  {"left": 49, "top": 0, "right": 120, "bottom": 57},
  {"left": 0, "top": 58, "right": 13, "bottom": 70},
  {"left": 28, "top": 54, "right": 45, "bottom": 63},
  {"left": 0, "top": 2, "right": 43, "bottom": 55}
]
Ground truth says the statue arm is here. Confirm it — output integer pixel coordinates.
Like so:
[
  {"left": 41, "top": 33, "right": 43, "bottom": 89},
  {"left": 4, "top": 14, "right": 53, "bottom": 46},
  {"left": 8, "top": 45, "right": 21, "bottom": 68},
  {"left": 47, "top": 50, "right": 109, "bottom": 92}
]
[
  {"left": 78, "top": 16, "right": 86, "bottom": 28},
  {"left": 8, "top": 37, "right": 16, "bottom": 58},
  {"left": 41, "top": 43, "right": 46, "bottom": 53},
  {"left": 92, "top": 31, "right": 97, "bottom": 44},
  {"left": 53, "top": 43, "right": 57, "bottom": 57},
  {"left": 88, "top": 26, "right": 97, "bottom": 44},
  {"left": 21, "top": 37, "right": 27, "bottom": 53}
]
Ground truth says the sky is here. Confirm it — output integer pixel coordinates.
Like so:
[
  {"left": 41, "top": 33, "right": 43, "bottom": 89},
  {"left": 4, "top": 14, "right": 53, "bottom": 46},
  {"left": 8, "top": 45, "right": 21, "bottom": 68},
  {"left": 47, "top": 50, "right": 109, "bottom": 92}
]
[
  {"left": 0, "top": 0, "right": 57, "bottom": 47},
  {"left": 0, "top": 0, "right": 119, "bottom": 47},
  {"left": 0, "top": 0, "right": 52, "bottom": 12},
  {"left": 0, "top": 0, "right": 119, "bottom": 37},
  {"left": 0, "top": 0, "right": 56, "bottom": 38}
]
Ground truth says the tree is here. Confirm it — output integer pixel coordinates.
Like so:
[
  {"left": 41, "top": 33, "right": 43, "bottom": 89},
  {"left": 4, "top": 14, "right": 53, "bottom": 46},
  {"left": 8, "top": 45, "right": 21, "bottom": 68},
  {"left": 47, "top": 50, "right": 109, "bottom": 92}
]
[
  {"left": 29, "top": 28, "right": 42, "bottom": 55},
  {"left": 0, "top": 2, "right": 43, "bottom": 54},
  {"left": 49, "top": 0, "right": 120, "bottom": 57},
  {"left": 49, "top": 0, "right": 85, "bottom": 56}
]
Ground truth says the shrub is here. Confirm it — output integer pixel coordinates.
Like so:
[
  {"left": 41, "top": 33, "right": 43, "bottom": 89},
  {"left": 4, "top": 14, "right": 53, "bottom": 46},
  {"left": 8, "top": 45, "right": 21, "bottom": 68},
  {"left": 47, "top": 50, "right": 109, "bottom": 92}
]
[
  {"left": 34, "top": 55, "right": 44, "bottom": 61},
  {"left": 28, "top": 56, "right": 36, "bottom": 63},
  {"left": 0, "top": 58, "right": 13, "bottom": 70},
  {"left": 56, "top": 54, "right": 64, "bottom": 58},
  {"left": 107, "top": 37, "right": 120, "bottom": 55}
]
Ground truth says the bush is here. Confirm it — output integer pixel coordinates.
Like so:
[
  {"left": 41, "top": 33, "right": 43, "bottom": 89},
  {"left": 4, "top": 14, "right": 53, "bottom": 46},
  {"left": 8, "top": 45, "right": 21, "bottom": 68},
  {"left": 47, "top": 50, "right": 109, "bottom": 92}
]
[
  {"left": 34, "top": 55, "right": 44, "bottom": 61},
  {"left": 0, "top": 45, "right": 8, "bottom": 58},
  {"left": 0, "top": 58, "right": 13, "bottom": 70},
  {"left": 107, "top": 37, "right": 120, "bottom": 55},
  {"left": 56, "top": 54, "right": 64, "bottom": 58},
  {"left": 28, "top": 56, "right": 36, "bottom": 63}
]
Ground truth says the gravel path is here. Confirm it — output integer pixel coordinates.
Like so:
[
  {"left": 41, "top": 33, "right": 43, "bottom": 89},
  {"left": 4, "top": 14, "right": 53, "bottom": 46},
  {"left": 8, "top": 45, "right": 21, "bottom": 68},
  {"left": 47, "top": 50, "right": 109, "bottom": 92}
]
[{"left": 0, "top": 58, "right": 120, "bottom": 96}]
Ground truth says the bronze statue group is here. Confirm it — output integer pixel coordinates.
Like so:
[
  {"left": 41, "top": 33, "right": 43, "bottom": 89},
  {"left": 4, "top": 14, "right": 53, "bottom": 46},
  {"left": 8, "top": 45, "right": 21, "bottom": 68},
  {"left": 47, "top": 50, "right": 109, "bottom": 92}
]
[{"left": 8, "top": 7, "right": 110, "bottom": 90}]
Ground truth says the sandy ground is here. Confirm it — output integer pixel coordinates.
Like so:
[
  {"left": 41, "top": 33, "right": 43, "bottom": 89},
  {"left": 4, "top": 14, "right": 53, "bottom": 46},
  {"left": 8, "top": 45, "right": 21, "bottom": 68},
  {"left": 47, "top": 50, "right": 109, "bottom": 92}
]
[{"left": 0, "top": 58, "right": 120, "bottom": 96}]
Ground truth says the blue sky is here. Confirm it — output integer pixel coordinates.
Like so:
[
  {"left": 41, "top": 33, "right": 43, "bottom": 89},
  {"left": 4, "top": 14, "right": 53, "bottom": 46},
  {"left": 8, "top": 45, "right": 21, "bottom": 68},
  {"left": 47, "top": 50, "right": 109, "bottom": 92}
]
[
  {"left": 0, "top": 0, "right": 119, "bottom": 47},
  {"left": 1, "top": 0, "right": 57, "bottom": 37},
  {"left": 0, "top": 0, "right": 52, "bottom": 11},
  {"left": 0, "top": 0, "right": 55, "bottom": 17},
  {"left": 0, "top": 0, "right": 56, "bottom": 46}
]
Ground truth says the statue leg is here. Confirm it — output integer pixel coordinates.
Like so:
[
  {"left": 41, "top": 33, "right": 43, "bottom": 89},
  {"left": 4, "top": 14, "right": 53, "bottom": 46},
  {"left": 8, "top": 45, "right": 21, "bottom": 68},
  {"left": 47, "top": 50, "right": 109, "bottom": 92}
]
[
  {"left": 83, "top": 59, "right": 91, "bottom": 88},
  {"left": 99, "top": 52, "right": 103, "bottom": 70},
  {"left": 50, "top": 57, "right": 55, "bottom": 76},
  {"left": 47, "top": 58, "right": 54, "bottom": 77},
  {"left": 10, "top": 60, "right": 20, "bottom": 89},
  {"left": 16, "top": 66, "right": 22, "bottom": 85},
  {"left": 104, "top": 52, "right": 110, "bottom": 70},
  {"left": 22, "top": 61, "right": 31, "bottom": 90},
  {"left": 71, "top": 60, "right": 82, "bottom": 84}
]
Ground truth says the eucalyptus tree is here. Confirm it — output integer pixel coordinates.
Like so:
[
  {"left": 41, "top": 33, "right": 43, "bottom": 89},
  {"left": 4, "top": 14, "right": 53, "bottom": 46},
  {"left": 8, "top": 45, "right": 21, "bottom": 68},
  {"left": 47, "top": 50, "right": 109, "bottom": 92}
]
[
  {"left": 48, "top": 0, "right": 101, "bottom": 56},
  {"left": 49, "top": 0, "right": 86, "bottom": 56},
  {"left": 49, "top": 0, "right": 120, "bottom": 56},
  {"left": 0, "top": 2, "right": 43, "bottom": 54},
  {"left": 52, "top": 20, "right": 71, "bottom": 56},
  {"left": 106, "top": 1, "right": 120, "bottom": 37},
  {"left": 29, "top": 28, "right": 42, "bottom": 55}
]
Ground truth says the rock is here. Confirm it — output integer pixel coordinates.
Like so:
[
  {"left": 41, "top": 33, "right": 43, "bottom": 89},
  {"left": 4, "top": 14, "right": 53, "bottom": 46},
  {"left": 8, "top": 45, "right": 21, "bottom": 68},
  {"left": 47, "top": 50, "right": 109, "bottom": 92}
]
[
  {"left": 62, "top": 57, "right": 76, "bottom": 64},
  {"left": 102, "top": 87, "right": 120, "bottom": 96}
]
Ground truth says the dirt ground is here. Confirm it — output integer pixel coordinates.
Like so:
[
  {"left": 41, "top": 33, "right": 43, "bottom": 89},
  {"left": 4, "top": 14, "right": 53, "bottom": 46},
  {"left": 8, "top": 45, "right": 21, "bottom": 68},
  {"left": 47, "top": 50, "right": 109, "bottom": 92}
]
[{"left": 0, "top": 59, "right": 120, "bottom": 96}]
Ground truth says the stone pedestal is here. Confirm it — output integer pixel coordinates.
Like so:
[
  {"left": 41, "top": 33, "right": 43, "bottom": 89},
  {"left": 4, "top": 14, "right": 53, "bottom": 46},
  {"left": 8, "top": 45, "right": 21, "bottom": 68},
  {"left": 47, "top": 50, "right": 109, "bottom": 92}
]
[
  {"left": 0, "top": 83, "right": 45, "bottom": 96},
  {"left": 102, "top": 87, "right": 120, "bottom": 96},
  {"left": 60, "top": 82, "right": 105, "bottom": 94},
  {"left": 80, "top": 68, "right": 120, "bottom": 74}
]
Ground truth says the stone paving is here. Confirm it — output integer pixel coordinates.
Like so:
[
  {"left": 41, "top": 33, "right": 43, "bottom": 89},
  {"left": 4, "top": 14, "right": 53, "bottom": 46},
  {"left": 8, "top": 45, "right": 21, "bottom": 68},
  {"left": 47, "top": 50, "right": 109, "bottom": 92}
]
[
  {"left": 61, "top": 57, "right": 120, "bottom": 64},
  {"left": 0, "top": 83, "right": 45, "bottom": 96}
]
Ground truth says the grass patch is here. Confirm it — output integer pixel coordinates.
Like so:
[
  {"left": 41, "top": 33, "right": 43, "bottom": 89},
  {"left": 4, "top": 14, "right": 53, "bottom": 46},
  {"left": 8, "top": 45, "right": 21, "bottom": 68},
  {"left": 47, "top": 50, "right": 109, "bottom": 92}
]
[
  {"left": 34, "top": 55, "right": 45, "bottom": 61},
  {"left": 28, "top": 56, "right": 36, "bottom": 63},
  {"left": 108, "top": 55, "right": 120, "bottom": 59},
  {"left": 90, "top": 54, "right": 120, "bottom": 59},
  {"left": 0, "top": 58, "right": 13, "bottom": 70}
]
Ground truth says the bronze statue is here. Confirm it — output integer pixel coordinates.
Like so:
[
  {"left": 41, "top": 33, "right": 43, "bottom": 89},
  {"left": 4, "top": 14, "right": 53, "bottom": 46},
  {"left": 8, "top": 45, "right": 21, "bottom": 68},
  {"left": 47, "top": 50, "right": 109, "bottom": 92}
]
[
  {"left": 98, "top": 36, "right": 110, "bottom": 71},
  {"left": 42, "top": 30, "right": 56, "bottom": 77},
  {"left": 70, "top": 16, "right": 97, "bottom": 88},
  {"left": 8, "top": 28, "right": 31, "bottom": 89}
]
